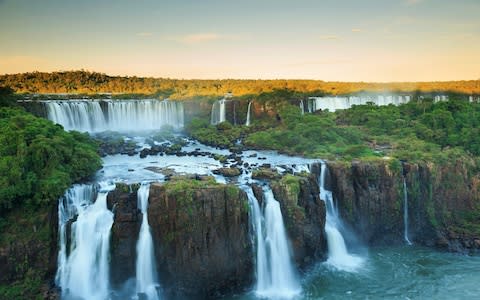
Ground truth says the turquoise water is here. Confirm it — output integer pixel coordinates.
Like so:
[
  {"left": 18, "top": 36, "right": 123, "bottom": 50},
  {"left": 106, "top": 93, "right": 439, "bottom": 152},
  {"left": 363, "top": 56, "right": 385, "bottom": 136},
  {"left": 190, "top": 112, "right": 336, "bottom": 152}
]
[{"left": 228, "top": 246, "right": 480, "bottom": 300}]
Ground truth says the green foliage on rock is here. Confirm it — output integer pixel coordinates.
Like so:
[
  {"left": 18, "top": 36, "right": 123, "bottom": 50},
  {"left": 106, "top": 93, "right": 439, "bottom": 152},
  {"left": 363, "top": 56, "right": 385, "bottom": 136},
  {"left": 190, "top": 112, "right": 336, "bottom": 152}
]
[
  {"left": 241, "top": 96, "right": 480, "bottom": 163},
  {"left": 186, "top": 118, "right": 246, "bottom": 148},
  {"left": 0, "top": 107, "right": 101, "bottom": 213},
  {"left": 244, "top": 104, "right": 374, "bottom": 159},
  {"left": 0, "top": 86, "right": 17, "bottom": 107}
]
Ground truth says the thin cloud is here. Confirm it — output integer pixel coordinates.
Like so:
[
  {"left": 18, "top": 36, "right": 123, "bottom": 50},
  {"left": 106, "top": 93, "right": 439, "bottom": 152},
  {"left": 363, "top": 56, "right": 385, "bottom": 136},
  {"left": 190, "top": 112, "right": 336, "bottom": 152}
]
[
  {"left": 168, "top": 33, "right": 245, "bottom": 44},
  {"left": 319, "top": 35, "right": 340, "bottom": 41},
  {"left": 351, "top": 29, "right": 362, "bottom": 33}
]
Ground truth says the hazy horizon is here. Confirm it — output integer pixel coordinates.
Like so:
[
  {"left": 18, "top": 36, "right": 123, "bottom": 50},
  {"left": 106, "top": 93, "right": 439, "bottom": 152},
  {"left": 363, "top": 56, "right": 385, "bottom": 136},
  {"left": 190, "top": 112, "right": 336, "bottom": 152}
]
[{"left": 1, "top": 0, "right": 479, "bottom": 82}]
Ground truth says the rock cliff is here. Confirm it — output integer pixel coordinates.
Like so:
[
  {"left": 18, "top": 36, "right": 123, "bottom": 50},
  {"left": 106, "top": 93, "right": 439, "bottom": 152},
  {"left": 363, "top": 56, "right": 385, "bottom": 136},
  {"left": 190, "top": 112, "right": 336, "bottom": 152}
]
[{"left": 327, "top": 159, "right": 480, "bottom": 252}]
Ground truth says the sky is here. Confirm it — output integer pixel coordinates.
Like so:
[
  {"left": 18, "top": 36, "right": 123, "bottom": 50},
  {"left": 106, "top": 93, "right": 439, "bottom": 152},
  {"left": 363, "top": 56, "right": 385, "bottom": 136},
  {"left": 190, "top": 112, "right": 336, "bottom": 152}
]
[{"left": 0, "top": 0, "right": 479, "bottom": 81}]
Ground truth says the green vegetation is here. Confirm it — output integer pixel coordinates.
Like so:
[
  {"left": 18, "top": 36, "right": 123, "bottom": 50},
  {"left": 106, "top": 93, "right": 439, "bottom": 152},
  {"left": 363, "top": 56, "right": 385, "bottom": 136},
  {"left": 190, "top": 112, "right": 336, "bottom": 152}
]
[
  {"left": 1, "top": 71, "right": 480, "bottom": 99},
  {"left": 0, "top": 88, "right": 101, "bottom": 299},
  {"left": 186, "top": 118, "right": 247, "bottom": 148},
  {"left": 163, "top": 177, "right": 219, "bottom": 213},
  {"left": 335, "top": 98, "right": 480, "bottom": 161},
  {"left": 244, "top": 104, "right": 374, "bottom": 159},
  {"left": 186, "top": 93, "right": 480, "bottom": 163},
  {"left": 228, "top": 95, "right": 478, "bottom": 163},
  {"left": 0, "top": 108, "right": 101, "bottom": 213},
  {"left": 0, "top": 87, "right": 16, "bottom": 107}
]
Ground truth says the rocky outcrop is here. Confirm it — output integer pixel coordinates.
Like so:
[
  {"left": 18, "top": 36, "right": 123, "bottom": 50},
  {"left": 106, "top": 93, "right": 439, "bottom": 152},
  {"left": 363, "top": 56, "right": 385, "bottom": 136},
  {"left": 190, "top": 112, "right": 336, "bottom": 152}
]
[
  {"left": 327, "top": 159, "right": 480, "bottom": 252},
  {"left": 270, "top": 174, "right": 328, "bottom": 267},
  {"left": 0, "top": 202, "right": 59, "bottom": 299},
  {"left": 148, "top": 179, "right": 252, "bottom": 299},
  {"left": 326, "top": 161, "right": 404, "bottom": 245},
  {"left": 107, "top": 184, "right": 141, "bottom": 287},
  {"left": 404, "top": 160, "right": 480, "bottom": 252}
]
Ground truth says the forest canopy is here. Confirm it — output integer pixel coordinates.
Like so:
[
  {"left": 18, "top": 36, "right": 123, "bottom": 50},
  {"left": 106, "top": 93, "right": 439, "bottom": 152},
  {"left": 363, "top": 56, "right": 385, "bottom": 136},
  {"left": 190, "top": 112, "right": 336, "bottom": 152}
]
[
  {"left": 1, "top": 70, "right": 479, "bottom": 98},
  {"left": 0, "top": 107, "right": 101, "bottom": 213}
]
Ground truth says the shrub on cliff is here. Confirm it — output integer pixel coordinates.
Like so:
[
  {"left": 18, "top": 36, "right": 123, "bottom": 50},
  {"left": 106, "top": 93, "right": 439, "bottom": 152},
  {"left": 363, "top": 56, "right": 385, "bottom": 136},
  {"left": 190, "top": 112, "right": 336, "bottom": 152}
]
[
  {"left": 186, "top": 118, "right": 244, "bottom": 148},
  {"left": 0, "top": 108, "right": 101, "bottom": 212}
]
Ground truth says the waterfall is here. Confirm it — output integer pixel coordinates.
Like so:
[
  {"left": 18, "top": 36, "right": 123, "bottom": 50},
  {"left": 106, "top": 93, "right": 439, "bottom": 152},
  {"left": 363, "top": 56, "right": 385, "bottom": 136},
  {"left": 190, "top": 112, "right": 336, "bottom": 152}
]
[
  {"left": 403, "top": 178, "right": 413, "bottom": 245},
  {"left": 211, "top": 99, "right": 226, "bottom": 125},
  {"left": 56, "top": 182, "right": 115, "bottom": 300},
  {"left": 244, "top": 186, "right": 301, "bottom": 299},
  {"left": 318, "top": 163, "right": 364, "bottom": 272},
  {"left": 45, "top": 100, "right": 107, "bottom": 132},
  {"left": 43, "top": 99, "right": 184, "bottom": 132},
  {"left": 135, "top": 183, "right": 161, "bottom": 300},
  {"left": 308, "top": 94, "right": 412, "bottom": 112},
  {"left": 245, "top": 101, "right": 252, "bottom": 126},
  {"left": 299, "top": 99, "right": 305, "bottom": 115}
]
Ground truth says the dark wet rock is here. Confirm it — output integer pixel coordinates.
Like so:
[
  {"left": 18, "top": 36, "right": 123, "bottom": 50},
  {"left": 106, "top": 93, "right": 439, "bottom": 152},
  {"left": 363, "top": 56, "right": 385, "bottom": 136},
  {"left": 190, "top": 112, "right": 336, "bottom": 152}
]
[
  {"left": 148, "top": 180, "right": 252, "bottom": 299},
  {"left": 144, "top": 167, "right": 178, "bottom": 177},
  {"left": 326, "top": 160, "right": 480, "bottom": 253},
  {"left": 251, "top": 168, "right": 281, "bottom": 180},
  {"left": 270, "top": 174, "right": 328, "bottom": 267},
  {"left": 107, "top": 183, "right": 141, "bottom": 288},
  {"left": 213, "top": 167, "right": 242, "bottom": 177}
]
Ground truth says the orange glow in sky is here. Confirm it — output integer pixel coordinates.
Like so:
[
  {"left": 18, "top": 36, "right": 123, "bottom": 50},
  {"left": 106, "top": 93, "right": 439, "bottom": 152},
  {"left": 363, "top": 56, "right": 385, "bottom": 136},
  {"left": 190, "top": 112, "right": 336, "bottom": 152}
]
[{"left": 0, "top": 0, "right": 479, "bottom": 81}]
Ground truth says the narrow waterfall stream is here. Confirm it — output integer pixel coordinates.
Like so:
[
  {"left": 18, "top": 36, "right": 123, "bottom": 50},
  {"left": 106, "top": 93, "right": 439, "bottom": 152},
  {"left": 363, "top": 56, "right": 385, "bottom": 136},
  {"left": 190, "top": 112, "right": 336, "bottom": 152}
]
[
  {"left": 318, "top": 163, "right": 364, "bottom": 272},
  {"left": 135, "top": 183, "right": 161, "bottom": 299},
  {"left": 56, "top": 182, "right": 115, "bottom": 300},
  {"left": 403, "top": 178, "right": 413, "bottom": 245},
  {"left": 211, "top": 98, "right": 226, "bottom": 124},
  {"left": 245, "top": 101, "right": 252, "bottom": 126},
  {"left": 245, "top": 186, "right": 301, "bottom": 299}
]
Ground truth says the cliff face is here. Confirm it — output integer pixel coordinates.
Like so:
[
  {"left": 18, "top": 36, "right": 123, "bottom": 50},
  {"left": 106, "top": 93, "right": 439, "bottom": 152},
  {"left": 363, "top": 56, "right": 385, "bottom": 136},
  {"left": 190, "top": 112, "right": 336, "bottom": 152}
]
[
  {"left": 327, "top": 159, "right": 480, "bottom": 252},
  {"left": 405, "top": 161, "right": 480, "bottom": 251},
  {"left": 107, "top": 179, "right": 253, "bottom": 299},
  {"left": 107, "top": 184, "right": 141, "bottom": 288},
  {"left": 326, "top": 161, "right": 403, "bottom": 245},
  {"left": 0, "top": 203, "right": 59, "bottom": 299},
  {"left": 148, "top": 181, "right": 252, "bottom": 299},
  {"left": 270, "top": 174, "right": 328, "bottom": 267}
]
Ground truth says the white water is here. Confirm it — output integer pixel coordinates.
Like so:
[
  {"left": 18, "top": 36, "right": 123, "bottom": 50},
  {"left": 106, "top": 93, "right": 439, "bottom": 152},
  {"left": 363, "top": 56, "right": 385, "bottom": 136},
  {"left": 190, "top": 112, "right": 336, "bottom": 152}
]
[
  {"left": 211, "top": 98, "right": 226, "bottom": 125},
  {"left": 245, "top": 101, "right": 252, "bottom": 126},
  {"left": 56, "top": 181, "right": 115, "bottom": 300},
  {"left": 318, "top": 163, "right": 364, "bottom": 272},
  {"left": 44, "top": 99, "right": 184, "bottom": 132},
  {"left": 434, "top": 95, "right": 449, "bottom": 103},
  {"left": 307, "top": 95, "right": 411, "bottom": 112},
  {"left": 403, "top": 178, "right": 413, "bottom": 245},
  {"left": 135, "top": 183, "right": 161, "bottom": 299},
  {"left": 245, "top": 185, "right": 301, "bottom": 299}
]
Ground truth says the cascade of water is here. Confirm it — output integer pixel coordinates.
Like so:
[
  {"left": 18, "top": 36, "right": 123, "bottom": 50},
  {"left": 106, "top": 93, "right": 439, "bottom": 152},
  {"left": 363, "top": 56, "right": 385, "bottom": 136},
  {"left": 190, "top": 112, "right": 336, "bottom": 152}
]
[
  {"left": 403, "top": 178, "right": 413, "bottom": 245},
  {"left": 45, "top": 100, "right": 107, "bottom": 132},
  {"left": 309, "top": 95, "right": 414, "bottom": 112},
  {"left": 44, "top": 99, "right": 184, "bottom": 132},
  {"left": 299, "top": 99, "right": 305, "bottom": 115},
  {"left": 211, "top": 99, "right": 227, "bottom": 125},
  {"left": 244, "top": 186, "right": 301, "bottom": 299},
  {"left": 56, "top": 181, "right": 115, "bottom": 300},
  {"left": 245, "top": 101, "right": 252, "bottom": 126},
  {"left": 318, "top": 163, "right": 364, "bottom": 272},
  {"left": 135, "top": 183, "right": 161, "bottom": 300}
]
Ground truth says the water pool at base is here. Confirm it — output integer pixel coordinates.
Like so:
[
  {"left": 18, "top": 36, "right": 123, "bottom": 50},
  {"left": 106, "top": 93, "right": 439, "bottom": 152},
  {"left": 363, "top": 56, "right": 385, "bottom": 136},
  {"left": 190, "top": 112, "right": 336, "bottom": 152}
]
[{"left": 227, "top": 246, "right": 480, "bottom": 300}]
